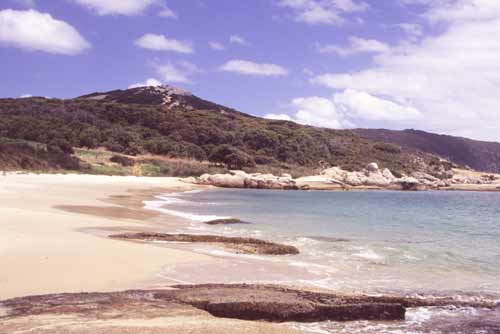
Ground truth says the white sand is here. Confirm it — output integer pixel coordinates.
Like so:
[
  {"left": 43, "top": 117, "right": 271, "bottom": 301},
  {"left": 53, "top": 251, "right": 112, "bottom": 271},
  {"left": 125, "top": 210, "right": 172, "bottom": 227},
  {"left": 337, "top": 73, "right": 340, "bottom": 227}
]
[{"left": 0, "top": 173, "right": 212, "bottom": 300}]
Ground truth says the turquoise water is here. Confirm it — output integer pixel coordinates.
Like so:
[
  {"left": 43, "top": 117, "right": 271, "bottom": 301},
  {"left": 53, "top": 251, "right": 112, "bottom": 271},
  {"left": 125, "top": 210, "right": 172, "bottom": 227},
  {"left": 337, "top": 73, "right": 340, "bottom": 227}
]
[
  {"left": 145, "top": 189, "right": 500, "bottom": 333},
  {"left": 147, "top": 189, "right": 500, "bottom": 297}
]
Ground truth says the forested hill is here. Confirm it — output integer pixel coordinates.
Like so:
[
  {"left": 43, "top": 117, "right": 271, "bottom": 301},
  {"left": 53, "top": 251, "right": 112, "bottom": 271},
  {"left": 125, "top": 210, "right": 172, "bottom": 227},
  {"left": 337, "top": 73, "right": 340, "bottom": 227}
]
[
  {"left": 355, "top": 129, "right": 500, "bottom": 173},
  {"left": 0, "top": 85, "right": 498, "bottom": 175}
]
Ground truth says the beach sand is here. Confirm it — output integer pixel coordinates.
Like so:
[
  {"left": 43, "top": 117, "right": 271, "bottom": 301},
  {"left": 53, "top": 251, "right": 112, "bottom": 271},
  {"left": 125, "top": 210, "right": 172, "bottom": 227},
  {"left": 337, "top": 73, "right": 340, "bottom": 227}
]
[
  {"left": 0, "top": 173, "right": 213, "bottom": 300},
  {"left": 0, "top": 173, "right": 301, "bottom": 333}
]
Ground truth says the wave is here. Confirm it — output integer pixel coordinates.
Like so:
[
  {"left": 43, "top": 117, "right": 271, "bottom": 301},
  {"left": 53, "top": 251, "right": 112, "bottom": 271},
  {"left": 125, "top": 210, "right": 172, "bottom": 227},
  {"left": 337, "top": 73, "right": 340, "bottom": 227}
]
[{"left": 143, "top": 190, "right": 229, "bottom": 222}]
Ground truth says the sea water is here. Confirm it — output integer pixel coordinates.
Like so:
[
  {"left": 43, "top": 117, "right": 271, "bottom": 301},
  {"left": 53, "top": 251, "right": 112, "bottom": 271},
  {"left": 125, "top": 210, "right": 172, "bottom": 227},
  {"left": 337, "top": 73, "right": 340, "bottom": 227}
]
[{"left": 144, "top": 189, "right": 500, "bottom": 333}]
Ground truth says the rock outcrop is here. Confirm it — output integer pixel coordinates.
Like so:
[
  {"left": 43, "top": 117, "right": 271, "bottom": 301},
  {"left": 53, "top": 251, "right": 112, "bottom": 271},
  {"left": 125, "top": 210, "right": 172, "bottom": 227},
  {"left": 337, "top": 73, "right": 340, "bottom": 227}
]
[
  {"left": 110, "top": 232, "right": 299, "bottom": 255},
  {"left": 1, "top": 284, "right": 495, "bottom": 328},
  {"left": 197, "top": 170, "right": 299, "bottom": 190},
  {"left": 192, "top": 164, "right": 500, "bottom": 192}
]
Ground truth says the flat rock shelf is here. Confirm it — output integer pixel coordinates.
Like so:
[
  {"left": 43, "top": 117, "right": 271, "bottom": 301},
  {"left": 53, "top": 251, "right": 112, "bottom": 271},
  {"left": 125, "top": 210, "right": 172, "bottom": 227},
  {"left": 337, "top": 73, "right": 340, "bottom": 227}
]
[{"left": 109, "top": 232, "right": 300, "bottom": 255}]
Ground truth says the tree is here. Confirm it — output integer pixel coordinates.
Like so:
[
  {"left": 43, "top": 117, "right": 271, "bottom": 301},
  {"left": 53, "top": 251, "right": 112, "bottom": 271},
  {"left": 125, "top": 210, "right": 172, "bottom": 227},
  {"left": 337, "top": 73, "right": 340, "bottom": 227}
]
[{"left": 209, "top": 145, "right": 255, "bottom": 169}]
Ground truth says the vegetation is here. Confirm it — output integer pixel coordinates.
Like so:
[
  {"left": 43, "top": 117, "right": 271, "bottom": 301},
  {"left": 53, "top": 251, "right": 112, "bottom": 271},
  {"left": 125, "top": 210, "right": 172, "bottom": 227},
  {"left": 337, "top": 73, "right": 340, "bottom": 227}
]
[
  {"left": 356, "top": 129, "right": 500, "bottom": 173},
  {"left": 0, "top": 89, "right": 461, "bottom": 176},
  {"left": 0, "top": 137, "right": 79, "bottom": 171}
]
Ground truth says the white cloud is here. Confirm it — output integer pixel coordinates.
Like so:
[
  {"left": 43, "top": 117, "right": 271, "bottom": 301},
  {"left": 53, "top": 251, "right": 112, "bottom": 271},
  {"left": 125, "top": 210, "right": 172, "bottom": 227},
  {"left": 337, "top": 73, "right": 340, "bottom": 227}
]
[
  {"left": 209, "top": 41, "right": 225, "bottom": 50},
  {"left": 311, "top": 0, "right": 500, "bottom": 140},
  {"left": 265, "top": 91, "right": 422, "bottom": 130},
  {"left": 229, "top": 34, "right": 249, "bottom": 46},
  {"left": 317, "top": 36, "right": 389, "bottom": 56},
  {"left": 158, "top": 6, "right": 177, "bottom": 18},
  {"left": 264, "top": 113, "right": 292, "bottom": 121},
  {"left": 291, "top": 96, "right": 346, "bottom": 128},
  {"left": 19, "top": 94, "right": 32, "bottom": 98},
  {"left": 423, "top": 0, "right": 500, "bottom": 23},
  {"left": 154, "top": 61, "right": 200, "bottom": 83},
  {"left": 277, "top": 0, "right": 369, "bottom": 25},
  {"left": 10, "top": 0, "right": 36, "bottom": 8},
  {"left": 266, "top": 96, "right": 348, "bottom": 129},
  {"left": 333, "top": 89, "right": 422, "bottom": 121},
  {"left": 0, "top": 9, "right": 90, "bottom": 55},
  {"left": 220, "top": 60, "right": 288, "bottom": 77},
  {"left": 128, "top": 78, "right": 162, "bottom": 88},
  {"left": 135, "top": 33, "right": 193, "bottom": 53},
  {"left": 72, "top": 0, "right": 164, "bottom": 16}
]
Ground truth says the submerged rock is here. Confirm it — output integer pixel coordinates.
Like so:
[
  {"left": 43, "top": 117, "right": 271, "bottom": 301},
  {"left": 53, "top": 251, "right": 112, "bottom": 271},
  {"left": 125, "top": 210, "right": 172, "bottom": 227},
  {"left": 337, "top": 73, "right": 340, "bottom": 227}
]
[
  {"left": 205, "top": 218, "right": 247, "bottom": 225},
  {"left": 110, "top": 232, "right": 299, "bottom": 255}
]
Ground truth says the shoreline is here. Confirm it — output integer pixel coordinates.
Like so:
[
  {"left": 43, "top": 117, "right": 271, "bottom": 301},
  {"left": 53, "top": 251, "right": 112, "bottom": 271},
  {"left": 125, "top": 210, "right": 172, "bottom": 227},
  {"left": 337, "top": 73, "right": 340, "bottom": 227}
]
[{"left": 1, "top": 173, "right": 499, "bottom": 333}]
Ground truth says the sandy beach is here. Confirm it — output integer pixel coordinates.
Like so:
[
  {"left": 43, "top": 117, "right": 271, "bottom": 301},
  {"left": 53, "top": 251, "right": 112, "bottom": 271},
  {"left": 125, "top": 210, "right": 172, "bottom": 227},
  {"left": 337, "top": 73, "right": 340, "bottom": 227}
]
[
  {"left": 0, "top": 173, "right": 213, "bottom": 300},
  {"left": 0, "top": 173, "right": 307, "bottom": 333}
]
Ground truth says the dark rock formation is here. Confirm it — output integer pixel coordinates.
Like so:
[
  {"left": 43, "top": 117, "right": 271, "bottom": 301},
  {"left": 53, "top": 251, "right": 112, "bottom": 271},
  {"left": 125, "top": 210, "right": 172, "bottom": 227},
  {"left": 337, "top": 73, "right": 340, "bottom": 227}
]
[
  {"left": 1, "top": 284, "right": 495, "bottom": 325},
  {"left": 205, "top": 218, "right": 247, "bottom": 225},
  {"left": 109, "top": 232, "right": 299, "bottom": 255}
]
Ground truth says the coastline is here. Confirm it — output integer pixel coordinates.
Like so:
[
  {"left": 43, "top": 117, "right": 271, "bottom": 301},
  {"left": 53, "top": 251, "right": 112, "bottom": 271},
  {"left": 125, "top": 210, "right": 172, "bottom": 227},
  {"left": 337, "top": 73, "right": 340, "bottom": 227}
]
[{"left": 2, "top": 173, "right": 499, "bottom": 334}]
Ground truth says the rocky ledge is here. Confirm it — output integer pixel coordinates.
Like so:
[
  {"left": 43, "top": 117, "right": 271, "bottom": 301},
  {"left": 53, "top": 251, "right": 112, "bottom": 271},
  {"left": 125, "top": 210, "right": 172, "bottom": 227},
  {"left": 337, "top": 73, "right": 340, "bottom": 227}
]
[
  {"left": 1, "top": 284, "right": 495, "bottom": 325},
  {"left": 191, "top": 163, "right": 500, "bottom": 191},
  {"left": 109, "top": 232, "right": 299, "bottom": 255}
]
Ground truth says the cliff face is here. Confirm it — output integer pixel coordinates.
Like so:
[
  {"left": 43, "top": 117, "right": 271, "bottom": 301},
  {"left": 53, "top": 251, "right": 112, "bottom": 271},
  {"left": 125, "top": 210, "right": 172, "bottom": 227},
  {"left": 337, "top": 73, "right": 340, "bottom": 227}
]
[{"left": 355, "top": 129, "right": 500, "bottom": 173}]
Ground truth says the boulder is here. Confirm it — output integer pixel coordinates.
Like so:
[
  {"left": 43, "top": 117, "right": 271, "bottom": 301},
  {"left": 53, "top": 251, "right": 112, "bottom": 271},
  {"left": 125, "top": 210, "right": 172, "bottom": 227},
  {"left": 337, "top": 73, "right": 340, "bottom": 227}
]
[
  {"left": 395, "top": 177, "right": 421, "bottom": 191},
  {"left": 343, "top": 172, "right": 368, "bottom": 186},
  {"left": 365, "top": 171, "right": 392, "bottom": 187},
  {"left": 366, "top": 162, "right": 379, "bottom": 172},
  {"left": 382, "top": 168, "right": 395, "bottom": 180},
  {"left": 321, "top": 166, "right": 345, "bottom": 178}
]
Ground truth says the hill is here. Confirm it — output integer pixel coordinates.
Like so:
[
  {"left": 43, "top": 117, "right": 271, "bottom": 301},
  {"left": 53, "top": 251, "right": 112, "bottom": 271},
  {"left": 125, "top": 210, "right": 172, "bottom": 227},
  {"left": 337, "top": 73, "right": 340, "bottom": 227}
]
[
  {"left": 0, "top": 85, "right": 493, "bottom": 176},
  {"left": 355, "top": 129, "right": 500, "bottom": 173}
]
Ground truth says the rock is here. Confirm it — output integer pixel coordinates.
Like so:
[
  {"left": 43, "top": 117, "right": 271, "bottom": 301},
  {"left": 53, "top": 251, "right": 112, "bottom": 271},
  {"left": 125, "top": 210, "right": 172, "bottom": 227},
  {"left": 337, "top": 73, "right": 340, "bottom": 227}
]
[
  {"left": 382, "top": 168, "right": 395, "bottom": 180},
  {"left": 2, "top": 284, "right": 494, "bottom": 327},
  {"left": 344, "top": 172, "right": 368, "bottom": 186},
  {"left": 395, "top": 177, "right": 421, "bottom": 191},
  {"left": 281, "top": 173, "right": 292, "bottom": 179},
  {"left": 195, "top": 171, "right": 298, "bottom": 190},
  {"left": 110, "top": 232, "right": 299, "bottom": 255},
  {"left": 321, "top": 166, "right": 345, "bottom": 179},
  {"left": 205, "top": 218, "right": 246, "bottom": 225},
  {"left": 366, "top": 162, "right": 379, "bottom": 172},
  {"left": 198, "top": 173, "right": 246, "bottom": 188}
]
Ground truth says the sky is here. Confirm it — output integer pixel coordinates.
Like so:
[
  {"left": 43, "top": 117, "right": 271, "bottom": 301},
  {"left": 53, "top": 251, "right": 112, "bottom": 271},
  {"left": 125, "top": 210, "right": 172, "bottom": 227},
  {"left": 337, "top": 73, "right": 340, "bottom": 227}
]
[{"left": 1, "top": 0, "right": 499, "bottom": 142}]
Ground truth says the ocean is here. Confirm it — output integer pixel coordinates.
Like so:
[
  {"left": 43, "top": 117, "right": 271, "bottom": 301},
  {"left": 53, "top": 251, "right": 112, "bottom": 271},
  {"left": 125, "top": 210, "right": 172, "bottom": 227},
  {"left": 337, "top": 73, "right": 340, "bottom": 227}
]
[{"left": 144, "top": 188, "right": 500, "bottom": 333}]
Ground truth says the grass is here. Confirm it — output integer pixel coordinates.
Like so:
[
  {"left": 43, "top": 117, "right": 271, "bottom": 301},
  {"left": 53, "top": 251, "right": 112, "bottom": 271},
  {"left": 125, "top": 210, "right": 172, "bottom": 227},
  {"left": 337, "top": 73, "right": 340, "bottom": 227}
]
[{"left": 75, "top": 148, "right": 228, "bottom": 177}]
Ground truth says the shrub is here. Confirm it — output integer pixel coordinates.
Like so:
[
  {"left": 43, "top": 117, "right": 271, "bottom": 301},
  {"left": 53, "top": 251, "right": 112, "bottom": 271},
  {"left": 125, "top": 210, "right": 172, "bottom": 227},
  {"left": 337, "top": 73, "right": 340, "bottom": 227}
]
[
  {"left": 209, "top": 144, "right": 256, "bottom": 169},
  {"left": 110, "top": 155, "right": 135, "bottom": 167},
  {"left": 373, "top": 142, "right": 401, "bottom": 154}
]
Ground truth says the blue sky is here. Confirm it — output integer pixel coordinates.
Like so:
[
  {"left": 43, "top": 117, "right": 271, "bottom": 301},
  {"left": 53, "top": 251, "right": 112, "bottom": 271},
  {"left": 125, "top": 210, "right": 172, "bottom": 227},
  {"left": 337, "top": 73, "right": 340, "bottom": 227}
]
[{"left": 1, "top": 0, "right": 500, "bottom": 141}]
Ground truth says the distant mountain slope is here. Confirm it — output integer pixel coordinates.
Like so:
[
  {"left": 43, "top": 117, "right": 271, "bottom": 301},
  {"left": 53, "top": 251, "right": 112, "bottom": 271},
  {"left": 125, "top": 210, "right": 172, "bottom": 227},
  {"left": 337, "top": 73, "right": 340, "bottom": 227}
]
[{"left": 355, "top": 129, "right": 500, "bottom": 173}]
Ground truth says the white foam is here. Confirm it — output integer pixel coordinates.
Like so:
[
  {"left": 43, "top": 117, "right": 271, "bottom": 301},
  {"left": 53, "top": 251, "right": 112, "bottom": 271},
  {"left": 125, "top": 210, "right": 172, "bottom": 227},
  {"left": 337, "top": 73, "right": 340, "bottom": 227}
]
[
  {"left": 352, "top": 249, "right": 384, "bottom": 261},
  {"left": 143, "top": 190, "right": 229, "bottom": 222},
  {"left": 406, "top": 307, "right": 433, "bottom": 324}
]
